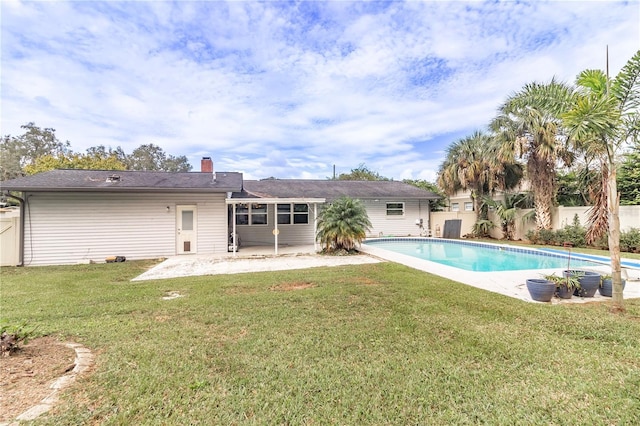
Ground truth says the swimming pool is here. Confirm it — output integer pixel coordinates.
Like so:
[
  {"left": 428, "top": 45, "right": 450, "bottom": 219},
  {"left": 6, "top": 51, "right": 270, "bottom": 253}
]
[{"left": 363, "top": 238, "right": 601, "bottom": 272}]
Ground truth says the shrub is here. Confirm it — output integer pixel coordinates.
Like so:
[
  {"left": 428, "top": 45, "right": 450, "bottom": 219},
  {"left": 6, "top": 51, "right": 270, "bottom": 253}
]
[
  {"left": 471, "top": 219, "right": 495, "bottom": 238},
  {"left": 525, "top": 230, "right": 538, "bottom": 244},
  {"left": 620, "top": 228, "right": 640, "bottom": 253},
  {"left": 537, "top": 229, "right": 556, "bottom": 245},
  {"left": 0, "top": 320, "right": 38, "bottom": 356},
  {"left": 560, "top": 215, "right": 587, "bottom": 247}
]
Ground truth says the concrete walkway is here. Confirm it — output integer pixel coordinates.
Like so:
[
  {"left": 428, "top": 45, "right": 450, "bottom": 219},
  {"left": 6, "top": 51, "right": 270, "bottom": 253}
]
[{"left": 132, "top": 245, "right": 380, "bottom": 281}]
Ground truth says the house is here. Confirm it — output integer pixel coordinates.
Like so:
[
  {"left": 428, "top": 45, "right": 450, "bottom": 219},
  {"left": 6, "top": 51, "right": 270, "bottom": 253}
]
[{"left": 0, "top": 157, "right": 440, "bottom": 266}]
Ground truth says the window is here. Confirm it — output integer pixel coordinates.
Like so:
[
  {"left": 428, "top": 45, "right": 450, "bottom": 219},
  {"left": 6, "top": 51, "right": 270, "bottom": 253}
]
[
  {"left": 451, "top": 203, "right": 460, "bottom": 212},
  {"left": 293, "top": 204, "right": 309, "bottom": 224},
  {"left": 386, "top": 202, "right": 404, "bottom": 216},
  {"left": 277, "top": 204, "right": 291, "bottom": 224},
  {"left": 251, "top": 203, "right": 267, "bottom": 225},
  {"left": 277, "top": 203, "right": 309, "bottom": 225},
  {"left": 236, "top": 204, "right": 249, "bottom": 225},
  {"left": 235, "top": 203, "right": 267, "bottom": 225},
  {"left": 464, "top": 202, "right": 473, "bottom": 211}
]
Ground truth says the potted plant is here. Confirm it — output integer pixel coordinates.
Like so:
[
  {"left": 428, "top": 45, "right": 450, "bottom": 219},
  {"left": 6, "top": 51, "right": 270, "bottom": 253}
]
[
  {"left": 526, "top": 278, "right": 556, "bottom": 302},
  {"left": 544, "top": 273, "right": 580, "bottom": 299},
  {"left": 599, "top": 275, "right": 627, "bottom": 297},
  {"left": 564, "top": 270, "right": 601, "bottom": 297}
]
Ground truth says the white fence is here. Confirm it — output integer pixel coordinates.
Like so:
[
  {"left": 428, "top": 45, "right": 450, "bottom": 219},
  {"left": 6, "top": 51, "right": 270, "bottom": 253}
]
[
  {"left": 0, "top": 208, "right": 20, "bottom": 266},
  {"left": 431, "top": 205, "right": 640, "bottom": 240}
]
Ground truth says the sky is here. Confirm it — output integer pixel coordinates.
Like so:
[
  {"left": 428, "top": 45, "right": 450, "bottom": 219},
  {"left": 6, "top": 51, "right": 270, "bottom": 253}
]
[{"left": 1, "top": 1, "right": 639, "bottom": 181}]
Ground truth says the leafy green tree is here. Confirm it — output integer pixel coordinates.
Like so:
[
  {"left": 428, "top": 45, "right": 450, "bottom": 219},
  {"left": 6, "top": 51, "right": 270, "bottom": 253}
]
[
  {"left": 336, "top": 164, "right": 389, "bottom": 181},
  {"left": 483, "top": 193, "right": 533, "bottom": 240},
  {"left": 618, "top": 142, "right": 640, "bottom": 205},
  {"left": 437, "top": 131, "right": 523, "bottom": 218},
  {"left": 316, "top": 197, "right": 372, "bottom": 252},
  {"left": 24, "top": 152, "right": 127, "bottom": 174},
  {"left": 562, "top": 49, "right": 640, "bottom": 312},
  {"left": 126, "top": 143, "right": 191, "bottom": 172},
  {"left": 491, "top": 80, "right": 575, "bottom": 230},
  {"left": 556, "top": 168, "right": 597, "bottom": 206},
  {"left": 437, "top": 131, "right": 493, "bottom": 216},
  {"left": 0, "top": 123, "right": 70, "bottom": 180},
  {"left": 402, "top": 179, "right": 446, "bottom": 210}
]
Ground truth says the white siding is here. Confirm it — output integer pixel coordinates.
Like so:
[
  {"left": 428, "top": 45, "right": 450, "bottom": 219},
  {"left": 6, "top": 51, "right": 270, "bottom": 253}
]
[
  {"left": 234, "top": 200, "right": 430, "bottom": 246},
  {"left": 23, "top": 192, "right": 228, "bottom": 266},
  {"left": 363, "top": 199, "right": 430, "bottom": 238},
  {"left": 235, "top": 204, "right": 317, "bottom": 246}
]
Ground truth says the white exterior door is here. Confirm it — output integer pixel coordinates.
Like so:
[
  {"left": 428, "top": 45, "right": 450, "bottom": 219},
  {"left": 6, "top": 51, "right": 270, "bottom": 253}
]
[{"left": 177, "top": 205, "right": 197, "bottom": 254}]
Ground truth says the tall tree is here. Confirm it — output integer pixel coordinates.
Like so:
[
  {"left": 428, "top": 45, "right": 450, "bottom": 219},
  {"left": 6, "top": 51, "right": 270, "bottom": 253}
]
[
  {"left": 403, "top": 179, "right": 446, "bottom": 210},
  {"left": 336, "top": 164, "right": 389, "bottom": 181},
  {"left": 562, "top": 49, "right": 640, "bottom": 312},
  {"left": 24, "top": 152, "right": 127, "bottom": 175},
  {"left": 437, "top": 131, "right": 492, "bottom": 215},
  {"left": 618, "top": 141, "right": 640, "bottom": 205},
  {"left": 437, "top": 131, "right": 523, "bottom": 218},
  {"left": 126, "top": 143, "right": 191, "bottom": 172},
  {"left": 491, "top": 80, "right": 575, "bottom": 230},
  {"left": 0, "top": 123, "right": 70, "bottom": 180}
]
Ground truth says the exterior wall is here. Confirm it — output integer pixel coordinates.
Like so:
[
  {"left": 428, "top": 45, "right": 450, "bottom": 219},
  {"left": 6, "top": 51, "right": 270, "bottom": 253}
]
[
  {"left": 363, "top": 199, "right": 430, "bottom": 238},
  {"left": 234, "top": 204, "right": 317, "bottom": 247},
  {"left": 235, "top": 199, "right": 432, "bottom": 245},
  {"left": 430, "top": 211, "right": 477, "bottom": 238},
  {"left": 450, "top": 205, "right": 640, "bottom": 241},
  {"left": 23, "top": 192, "right": 228, "bottom": 266},
  {"left": 554, "top": 205, "right": 640, "bottom": 232},
  {"left": 445, "top": 189, "right": 475, "bottom": 213}
]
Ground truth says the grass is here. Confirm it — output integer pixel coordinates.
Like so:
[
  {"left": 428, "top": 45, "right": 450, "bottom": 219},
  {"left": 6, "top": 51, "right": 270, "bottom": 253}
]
[{"left": 2, "top": 259, "right": 640, "bottom": 424}]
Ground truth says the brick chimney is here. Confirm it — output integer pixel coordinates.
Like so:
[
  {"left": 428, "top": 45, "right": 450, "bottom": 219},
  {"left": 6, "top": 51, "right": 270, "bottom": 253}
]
[{"left": 201, "top": 157, "right": 213, "bottom": 173}]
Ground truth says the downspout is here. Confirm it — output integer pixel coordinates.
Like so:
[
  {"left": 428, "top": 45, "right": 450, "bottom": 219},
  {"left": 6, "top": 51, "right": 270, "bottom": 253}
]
[{"left": 3, "top": 191, "right": 25, "bottom": 267}]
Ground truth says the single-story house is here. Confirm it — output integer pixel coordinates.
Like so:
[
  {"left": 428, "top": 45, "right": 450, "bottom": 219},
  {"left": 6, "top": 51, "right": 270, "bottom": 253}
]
[{"left": 0, "top": 157, "right": 440, "bottom": 266}]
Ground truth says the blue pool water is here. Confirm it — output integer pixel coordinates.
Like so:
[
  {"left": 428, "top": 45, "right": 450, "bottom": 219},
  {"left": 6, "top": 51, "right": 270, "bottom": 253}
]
[{"left": 364, "top": 238, "right": 601, "bottom": 272}]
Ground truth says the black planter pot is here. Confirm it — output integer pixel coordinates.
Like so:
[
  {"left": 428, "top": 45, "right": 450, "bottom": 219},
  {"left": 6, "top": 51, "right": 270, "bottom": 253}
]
[
  {"left": 555, "top": 284, "right": 573, "bottom": 299},
  {"left": 599, "top": 278, "right": 627, "bottom": 297},
  {"left": 564, "top": 270, "right": 601, "bottom": 298},
  {"left": 526, "top": 279, "right": 556, "bottom": 302}
]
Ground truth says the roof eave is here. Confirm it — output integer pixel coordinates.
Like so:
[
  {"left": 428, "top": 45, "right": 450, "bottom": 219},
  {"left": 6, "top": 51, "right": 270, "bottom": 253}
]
[
  {"left": 226, "top": 197, "right": 326, "bottom": 204},
  {"left": 4, "top": 186, "right": 241, "bottom": 193}
]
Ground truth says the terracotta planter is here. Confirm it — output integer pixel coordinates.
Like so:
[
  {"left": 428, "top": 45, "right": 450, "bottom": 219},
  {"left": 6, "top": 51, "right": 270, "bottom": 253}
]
[
  {"left": 526, "top": 279, "right": 556, "bottom": 302},
  {"left": 599, "top": 278, "right": 626, "bottom": 297}
]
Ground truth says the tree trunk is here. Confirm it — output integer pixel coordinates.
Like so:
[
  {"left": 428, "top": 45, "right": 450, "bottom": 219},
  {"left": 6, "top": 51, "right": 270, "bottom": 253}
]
[
  {"left": 529, "top": 155, "right": 555, "bottom": 230},
  {"left": 607, "top": 166, "right": 624, "bottom": 313}
]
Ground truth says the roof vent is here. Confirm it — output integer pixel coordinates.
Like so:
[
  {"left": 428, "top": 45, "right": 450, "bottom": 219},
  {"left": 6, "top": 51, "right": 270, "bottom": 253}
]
[{"left": 106, "top": 174, "right": 121, "bottom": 183}]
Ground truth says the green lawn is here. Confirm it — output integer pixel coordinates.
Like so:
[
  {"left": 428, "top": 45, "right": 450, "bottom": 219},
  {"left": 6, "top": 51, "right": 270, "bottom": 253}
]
[{"left": 2, "top": 259, "right": 640, "bottom": 424}]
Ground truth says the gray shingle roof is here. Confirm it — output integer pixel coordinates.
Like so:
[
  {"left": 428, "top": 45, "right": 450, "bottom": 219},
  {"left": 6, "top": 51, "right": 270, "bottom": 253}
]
[
  {"left": 236, "top": 179, "right": 440, "bottom": 200},
  {"left": 0, "top": 169, "right": 243, "bottom": 193}
]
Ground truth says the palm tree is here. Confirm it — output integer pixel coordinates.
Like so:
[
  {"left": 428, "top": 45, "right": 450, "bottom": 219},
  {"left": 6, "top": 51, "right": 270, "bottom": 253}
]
[
  {"left": 316, "top": 197, "right": 372, "bottom": 252},
  {"left": 491, "top": 80, "right": 575, "bottom": 231},
  {"left": 483, "top": 193, "right": 534, "bottom": 240},
  {"left": 562, "top": 50, "right": 640, "bottom": 312},
  {"left": 437, "top": 131, "right": 522, "bottom": 220}
]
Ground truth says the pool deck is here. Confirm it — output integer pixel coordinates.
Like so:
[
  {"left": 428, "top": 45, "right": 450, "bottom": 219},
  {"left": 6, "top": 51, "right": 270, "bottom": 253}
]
[{"left": 359, "top": 243, "right": 640, "bottom": 304}]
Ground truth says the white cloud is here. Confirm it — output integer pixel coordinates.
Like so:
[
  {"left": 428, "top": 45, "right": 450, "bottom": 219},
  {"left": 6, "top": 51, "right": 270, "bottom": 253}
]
[{"left": 2, "top": 0, "right": 638, "bottom": 180}]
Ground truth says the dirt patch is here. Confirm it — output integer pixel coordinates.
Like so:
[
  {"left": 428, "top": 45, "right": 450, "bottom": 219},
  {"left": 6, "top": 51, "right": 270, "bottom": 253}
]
[
  {"left": 352, "top": 277, "right": 381, "bottom": 286},
  {"left": 270, "top": 281, "right": 316, "bottom": 291},
  {"left": 0, "top": 336, "right": 76, "bottom": 423}
]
